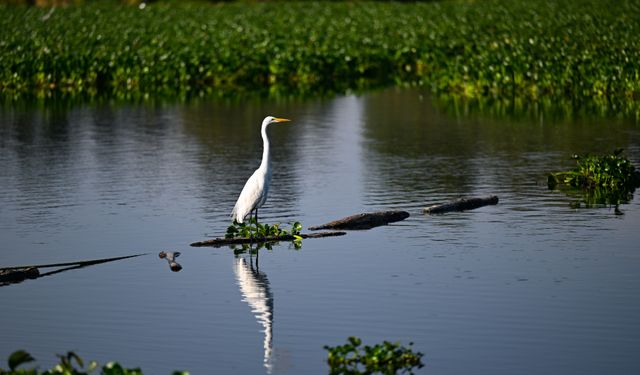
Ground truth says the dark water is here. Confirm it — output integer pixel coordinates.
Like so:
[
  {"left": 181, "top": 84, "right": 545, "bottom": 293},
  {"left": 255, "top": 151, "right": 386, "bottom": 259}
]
[{"left": 1, "top": 89, "right": 640, "bottom": 374}]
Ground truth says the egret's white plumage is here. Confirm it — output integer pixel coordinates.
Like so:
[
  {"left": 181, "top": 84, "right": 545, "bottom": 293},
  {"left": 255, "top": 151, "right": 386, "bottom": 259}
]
[{"left": 232, "top": 116, "right": 291, "bottom": 224}]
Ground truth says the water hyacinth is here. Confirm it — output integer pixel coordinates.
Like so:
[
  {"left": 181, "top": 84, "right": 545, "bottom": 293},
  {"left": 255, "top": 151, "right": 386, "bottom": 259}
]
[
  {"left": 548, "top": 149, "right": 640, "bottom": 207},
  {"left": 1, "top": 0, "right": 639, "bottom": 104}
]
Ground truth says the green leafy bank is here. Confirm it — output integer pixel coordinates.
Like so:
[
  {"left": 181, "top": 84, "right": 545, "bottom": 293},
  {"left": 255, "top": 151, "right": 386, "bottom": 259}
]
[{"left": 1, "top": 0, "right": 639, "bottom": 105}]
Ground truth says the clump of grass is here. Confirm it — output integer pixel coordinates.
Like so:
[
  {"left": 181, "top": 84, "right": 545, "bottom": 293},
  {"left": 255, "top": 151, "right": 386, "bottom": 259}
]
[
  {"left": 324, "top": 336, "right": 424, "bottom": 375},
  {"left": 548, "top": 149, "right": 640, "bottom": 207}
]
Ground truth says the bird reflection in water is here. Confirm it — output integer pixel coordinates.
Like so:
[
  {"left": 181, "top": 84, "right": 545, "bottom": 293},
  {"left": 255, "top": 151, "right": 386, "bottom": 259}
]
[{"left": 234, "top": 249, "right": 275, "bottom": 373}]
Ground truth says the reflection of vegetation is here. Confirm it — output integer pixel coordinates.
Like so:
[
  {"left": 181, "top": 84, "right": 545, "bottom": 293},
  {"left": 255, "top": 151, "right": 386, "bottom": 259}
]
[
  {"left": 565, "top": 186, "right": 635, "bottom": 209},
  {"left": 548, "top": 149, "right": 640, "bottom": 207},
  {"left": 1, "top": 350, "right": 188, "bottom": 375},
  {"left": 1, "top": 0, "right": 639, "bottom": 107},
  {"left": 231, "top": 237, "right": 302, "bottom": 252},
  {"left": 431, "top": 92, "right": 640, "bottom": 119},
  {"left": 325, "top": 337, "right": 424, "bottom": 375}
]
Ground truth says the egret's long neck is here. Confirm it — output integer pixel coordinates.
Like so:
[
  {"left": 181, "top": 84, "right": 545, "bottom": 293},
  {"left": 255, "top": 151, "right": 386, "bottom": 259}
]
[{"left": 259, "top": 123, "right": 270, "bottom": 171}]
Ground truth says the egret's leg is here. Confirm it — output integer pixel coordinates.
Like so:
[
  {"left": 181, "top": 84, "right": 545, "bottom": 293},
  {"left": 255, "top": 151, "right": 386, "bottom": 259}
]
[
  {"left": 249, "top": 209, "right": 258, "bottom": 237},
  {"left": 253, "top": 209, "right": 258, "bottom": 235},
  {"left": 244, "top": 210, "right": 251, "bottom": 240}
]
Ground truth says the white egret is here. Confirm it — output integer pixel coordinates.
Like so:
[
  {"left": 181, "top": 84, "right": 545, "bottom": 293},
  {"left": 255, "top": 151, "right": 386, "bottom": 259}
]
[{"left": 231, "top": 116, "right": 291, "bottom": 224}]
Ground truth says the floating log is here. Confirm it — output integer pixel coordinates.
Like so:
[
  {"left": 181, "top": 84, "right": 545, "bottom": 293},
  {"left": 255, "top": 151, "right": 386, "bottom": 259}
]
[
  {"left": 159, "top": 251, "right": 182, "bottom": 272},
  {"left": 190, "top": 231, "right": 346, "bottom": 247},
  {"left": 308, "top": 210, "right": 410, "bottom": 230},
  {"left": 423, "top": 196, "right": 499, "bottom": 214}
]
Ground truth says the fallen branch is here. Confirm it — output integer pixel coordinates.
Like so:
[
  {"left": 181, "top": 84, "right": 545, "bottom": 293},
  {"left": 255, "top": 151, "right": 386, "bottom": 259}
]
[
  {"left": 0, "top": 254, "right": 146, "bottom": 286},
  {"left": 0, "top": 254, "right": 145, "bottom": 271},
  {"left": 308, "top": 210, "right": 410, "bottom": 230},
  {"left": 190, "top": 231, "right": 346, "bottom": 247},
  {"left": 423, "top": 196, "right": 499, "bottom": 214}
]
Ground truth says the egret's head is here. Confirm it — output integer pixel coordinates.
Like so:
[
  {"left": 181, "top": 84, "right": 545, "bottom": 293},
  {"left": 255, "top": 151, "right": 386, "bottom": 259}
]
[{"left": 263, "top": 116, "right": 291, "bottom": 126}]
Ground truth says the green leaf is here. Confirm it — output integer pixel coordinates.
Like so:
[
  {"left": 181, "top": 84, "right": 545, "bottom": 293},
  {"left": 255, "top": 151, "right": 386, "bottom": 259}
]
[
  {"left": 67, "top": 351, "right": 84, "bottom": 369},
  {"left": 8, "top": 350, "right": 35, "bottom": 371},
  {"left": 88, "top": 360, "right": 99, "bottom": 372},
  {"left": 103, "top": 361, "right": 124, "bottom": 372},
  {"left": 292, "top": 222, "right": 302, "bottom": 233},
  {"left": 348, "top": 336, "right": 362, "bottom": 347}
]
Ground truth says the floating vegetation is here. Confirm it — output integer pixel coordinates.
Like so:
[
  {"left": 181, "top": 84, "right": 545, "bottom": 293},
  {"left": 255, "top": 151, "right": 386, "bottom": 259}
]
[
  {"left": 548, "top": 149, "right": 640, "bottom": 190},
  {"left": 223, "top": 219, "right": 304, "bottom": 250},
  {"left": 4, "top": 341, "right": 423, "bottom": 375},
  {"left": 325, "top": 336, "right": 424, "bottom": 375},
  {"left": 1, "top": 349, "right": 188, "bottom": 375},
  {"left": 1, "top": 0, "right": 639, "bottom": 109},
  {"left": 548, "top": 149, "right": 640, "bottom": 207},
  {"left": 226, "top": 218, "right": 302, "bottom": 240}
]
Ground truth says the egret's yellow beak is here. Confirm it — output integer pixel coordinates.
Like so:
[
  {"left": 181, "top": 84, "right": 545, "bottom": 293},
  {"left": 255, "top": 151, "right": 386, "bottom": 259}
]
[{"left": 274, "top": 118, "right": 291, "bottom": 123}]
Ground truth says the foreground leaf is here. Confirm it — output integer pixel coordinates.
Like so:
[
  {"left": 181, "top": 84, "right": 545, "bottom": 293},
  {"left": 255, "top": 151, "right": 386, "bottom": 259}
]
[{"left": 8, "top": 350, "right": 35, "bottom": 371}]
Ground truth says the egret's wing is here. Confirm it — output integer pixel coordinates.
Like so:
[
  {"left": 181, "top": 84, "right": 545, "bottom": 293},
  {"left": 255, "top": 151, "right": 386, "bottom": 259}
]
[{"left": 232, "top": 170, "right": 266, "bottom": 222}]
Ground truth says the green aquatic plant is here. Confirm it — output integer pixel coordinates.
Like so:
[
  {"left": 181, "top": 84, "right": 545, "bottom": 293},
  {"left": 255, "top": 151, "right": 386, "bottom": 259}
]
[
  {"left": 548, "top": 149, "right": 640, "bottom": 207},
  {"left": 230, "top": 222, "right": 304, "bottom": 252},
  {"left": 226, "top": 218, "right": 302, "bottom": 240},
  {"left": 0, "top": 350, "right": 188, "bottom": 375},
  {"left": 324, "top": 336, "right": 424, "bottom": 375},
  {"left": 548, "top": 149, "right": 640, "bottom": 190}
]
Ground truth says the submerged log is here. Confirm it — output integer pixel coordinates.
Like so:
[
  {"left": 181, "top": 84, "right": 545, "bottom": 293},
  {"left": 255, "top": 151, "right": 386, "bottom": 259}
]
[
  {"left": 0, "top": 267, "right": 40, "bottom": 284},
  {"left": 190, "top": 231, "right": 346, "bottom": 247},
  {"left": 159, "top": 251, "right": 182, "bottom": 272},
  {"left": 308, "top": 210, "right": 410, "bottom": 230},
  {"left": 423, "top": 196, "right": 499, "bottom": 214}
]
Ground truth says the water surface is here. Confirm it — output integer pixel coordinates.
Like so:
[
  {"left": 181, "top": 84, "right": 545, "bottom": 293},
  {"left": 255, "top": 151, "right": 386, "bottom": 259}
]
[{"left": 1, "top": 89, "right": 640, "bottom": 374}]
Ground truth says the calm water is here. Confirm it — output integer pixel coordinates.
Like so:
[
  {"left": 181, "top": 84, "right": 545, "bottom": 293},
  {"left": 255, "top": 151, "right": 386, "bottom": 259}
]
[{"left": 1, "top": 89, "right": 640, "bottom": 374}]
